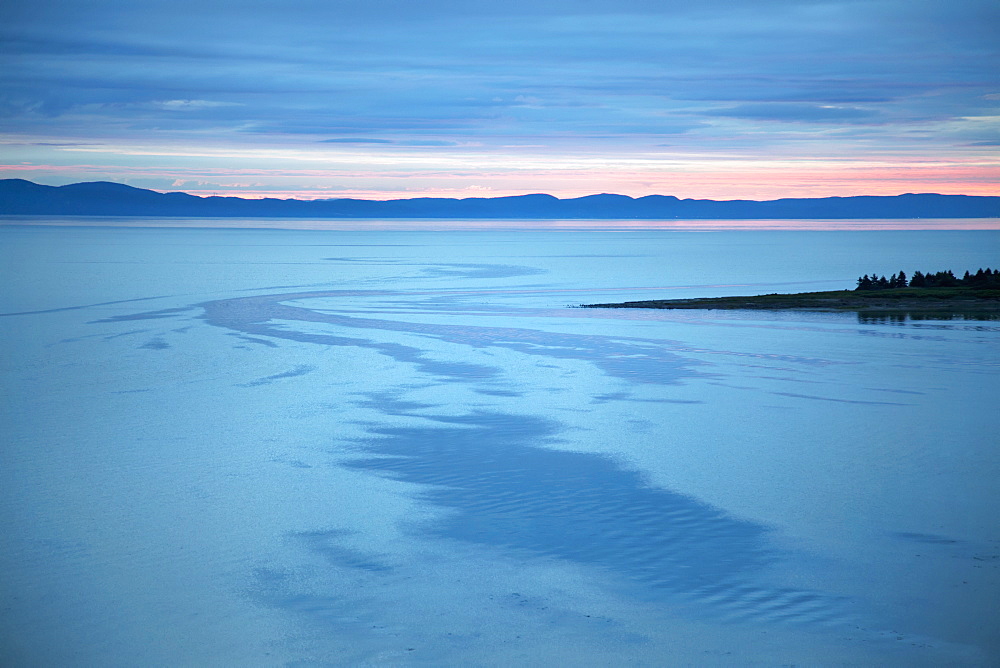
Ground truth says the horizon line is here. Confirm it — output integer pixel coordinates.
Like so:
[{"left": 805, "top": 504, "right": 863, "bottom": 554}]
[{"left": 4, "top": 178, "right": 999, "bottom": 204}]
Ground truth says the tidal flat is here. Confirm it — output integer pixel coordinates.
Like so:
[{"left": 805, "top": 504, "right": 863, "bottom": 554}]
[{"left": 1, "top": 223, "right": 998, "bottom": 666}]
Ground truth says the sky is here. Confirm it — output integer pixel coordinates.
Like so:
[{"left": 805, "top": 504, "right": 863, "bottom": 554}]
[{"left": 1, "top": 0, "right": 998, "bottom": 200}]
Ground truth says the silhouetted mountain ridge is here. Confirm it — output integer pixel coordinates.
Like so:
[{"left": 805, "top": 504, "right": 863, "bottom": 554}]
[{"left": 1, "top": 179, "right": 997, "bottom": 219}]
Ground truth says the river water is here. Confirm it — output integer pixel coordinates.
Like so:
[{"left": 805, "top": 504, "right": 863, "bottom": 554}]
[{"left": 2, "top": 222, "right": 998, "bottom": 665}]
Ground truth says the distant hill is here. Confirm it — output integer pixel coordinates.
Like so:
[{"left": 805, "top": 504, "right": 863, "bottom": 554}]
[{"left": 1, "top": 179, "right": 998, "bottom": 219}]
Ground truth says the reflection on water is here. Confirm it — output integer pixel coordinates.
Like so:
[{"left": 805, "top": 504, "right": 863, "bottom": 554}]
[
  {"left": 858, "top": 310, "right": 1000, "bottom": 324},
  {"left": 5, "top": 225, "right": 999, "bottom": 666},
  {"left": 183, "top": 291, "right": 702, "bottom": 385},
  {"left": 146, "top": 289, "right": 854, "bottom": 627},
  {"left": 91, "top": 285, "right": 996, "bottom": 635},
  {"left": 6, "top": 215, "right": 998, "bottom": 231},
  {"left": 346, "top": 410, "right": 850, "bottom": 626}
]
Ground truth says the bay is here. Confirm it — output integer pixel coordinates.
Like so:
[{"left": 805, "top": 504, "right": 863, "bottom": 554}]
[{"left": 1, "top": 222, "right": 998, "bottom": 665}]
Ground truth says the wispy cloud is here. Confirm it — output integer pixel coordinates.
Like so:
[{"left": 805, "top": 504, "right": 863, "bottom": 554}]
[
  {"left": 1, "top": 0, "right": 998, "bottom": 196},
  {"left": 320, "top": 138, "right": 396, "bottom": 144},
  {"left": 705, "top": 103, "right": 882, "bottom": 123},
  {"left": 153, "top": 99, "right": 242, "bottom": 111}
]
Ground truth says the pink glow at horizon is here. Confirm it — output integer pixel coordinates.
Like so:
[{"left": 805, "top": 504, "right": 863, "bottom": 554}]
[
  {"left": 4, "top": 0, "right": 998, "bottom": 216},
  {"left": 3, "top": 157, "right": 999, "bottom": 201},
  {"left": 9, "top": 217, "right": 998, "bottom": 231}
]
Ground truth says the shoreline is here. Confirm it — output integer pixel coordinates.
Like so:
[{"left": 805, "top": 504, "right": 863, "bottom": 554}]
[{"left": 580, "top": 287, "right": 1000, "bottom": 316}]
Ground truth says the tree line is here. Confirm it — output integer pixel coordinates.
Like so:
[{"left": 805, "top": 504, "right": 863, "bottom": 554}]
[{"left": 856, "top": 267, "right": 999, "bottom": 291}]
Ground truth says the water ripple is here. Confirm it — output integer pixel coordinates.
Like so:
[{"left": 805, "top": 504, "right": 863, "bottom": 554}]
[{"left": 346, "top": 411, "right": 851, "bottom": 627}]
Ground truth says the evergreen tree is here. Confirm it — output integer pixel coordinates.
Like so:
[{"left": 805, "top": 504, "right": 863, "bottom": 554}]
[
  {"left": 940, "top": 270, "right": 958, "bottom": 287},
  {"left": 854, "top": 268, "right": 993, "bottom": 290}
]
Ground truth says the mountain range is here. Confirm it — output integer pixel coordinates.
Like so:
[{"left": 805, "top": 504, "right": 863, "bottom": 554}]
[{"left": 2, "top": 179, "right": 998, "bottom": 219}]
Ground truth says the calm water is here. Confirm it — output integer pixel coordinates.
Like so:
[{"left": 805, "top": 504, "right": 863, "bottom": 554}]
[{"left": 1, "top": 223, "right": 998, "bottom": 666}]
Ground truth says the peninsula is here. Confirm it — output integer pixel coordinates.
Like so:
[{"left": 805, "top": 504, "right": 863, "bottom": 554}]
[{"left": 582, "top": 269, "right": 1000, "bottom": 315}]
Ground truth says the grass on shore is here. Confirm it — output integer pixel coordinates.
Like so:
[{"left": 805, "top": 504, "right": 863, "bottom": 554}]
[{"left": 581, "top": 286, "right": 1000, "bottom": 312}]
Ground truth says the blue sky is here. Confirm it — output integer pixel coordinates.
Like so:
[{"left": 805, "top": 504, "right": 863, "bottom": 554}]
[{"left": 2, "top": 0, "right": 998, "bottom": 199}]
